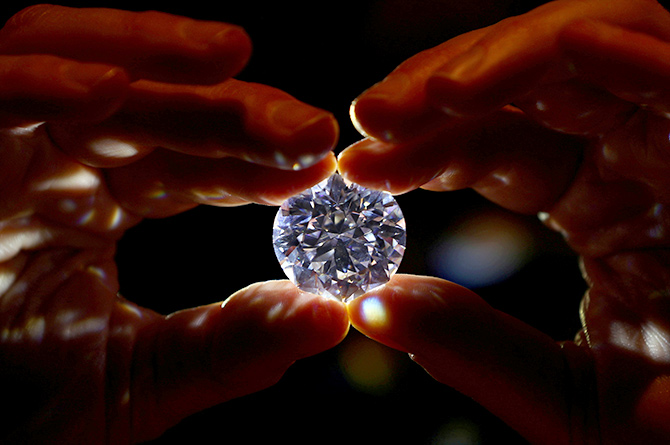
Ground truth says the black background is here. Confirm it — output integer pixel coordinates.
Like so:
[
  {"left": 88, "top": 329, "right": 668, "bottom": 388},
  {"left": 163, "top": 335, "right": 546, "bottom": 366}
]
[{"left": 1, "top": 1, "right": 603, "bottom": 443}]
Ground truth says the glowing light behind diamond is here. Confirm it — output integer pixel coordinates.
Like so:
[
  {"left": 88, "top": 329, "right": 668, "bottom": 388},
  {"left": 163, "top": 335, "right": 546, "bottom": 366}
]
[{"left": 428, "top": 211, "right": 534, "bottom": 288}]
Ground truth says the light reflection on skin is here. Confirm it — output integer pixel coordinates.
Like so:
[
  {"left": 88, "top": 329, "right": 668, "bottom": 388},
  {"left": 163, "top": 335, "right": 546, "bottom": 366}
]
[
  {"left": 358, "top": 296, "right": 389, "bottom": 329},
  {"left": 86, "top": 265, "right": 107, "bottom": 281},
  {"left": 609, "top": 319, "right": 670, "bottom": 364},
  {"left": 491, "top": 171, "right": 511, "bottom": 186},
  {"left": 3, "top": 122, "right": 45, "bottom": 137},
  {"left": 266, "top": 301, "right": 285, "bottom": 323},
  {"left": 0, "top": 227, "right": 51, "bottom": 263},
  {"left": 108, "top": 206, "right": 124, "bottom": 230},
  {"left": 32, "top": 166, "right": 101, "bottom": 193},
  {"left": 118, "top": 301, "right": 142, "bottom": 320},
  {"left": 189, "top": 187, "right": 246, "bottom": 206},
  {"left": 77, "top": 209, "right": 97, "bottom": 226},
  {"left": 0, "top": 316, "right": 46, "bottom": 344},
  {"left": 652, "top": 203, "right": 664, "bottom": 218},
  {"left": 89, "top": 138, "right": 139, "bottom": 159},
  {"left": 263, "top": 293, "right": 309, "bottom": 323},
  {"left": 59, "top": 316, "right": 108, "bottom": 341},
  {"left": 0, "top": 311, "right": 109, "bottom": 344},
  {"left": 147, "top": 184, "right": 169, "bottom": 200},
  {"left": 0, "top": 267, "right": 17, "bottom": 296},
  {"left": 188, "top": 310, "right": 210, "bottom": 330}
]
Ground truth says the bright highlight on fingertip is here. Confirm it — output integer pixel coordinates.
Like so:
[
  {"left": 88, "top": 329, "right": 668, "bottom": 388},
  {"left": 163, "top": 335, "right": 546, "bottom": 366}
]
[
  {"left": 358, "top": 296, "right": 389, "bottom": 329},
  {"left": 349, "top": 100, "right": 370, "bottom": 138}
]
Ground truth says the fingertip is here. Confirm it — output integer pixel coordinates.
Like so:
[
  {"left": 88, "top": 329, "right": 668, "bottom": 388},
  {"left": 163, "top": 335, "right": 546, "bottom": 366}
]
[
  {"left": 272, "top": 106, "right": 339, "bottom": 171},
  {"left": 337, "top": 140, "right": 388, "bottom": 190},
  {"left": 351, "top": 73, "right": 451, "bottom": 143},
  {"left": 210, "top": 25, "right": 253, "bottom": 80},
  {"left": 224, "top": 280, "right": 350, "bottom": 353},
  {"left": 348, "top": 275, "right": 569, "bottom": 443},
  {"left": 347, "top": 293, "right": 406, "bottom": 352},
  {"left": 347, "top": 275, "right": 468, "bottom": 352},
  {"left": 138, "top": 281, "right": 349, "bottom": 440},
  {"left": 337, "top": 139, "right": 434, "bottom": 195},
  {"left": 260, "top": 152, "right": 338, "bottom": 205},
  {"left": 350, "top": 76, "right": 411, "bottom": 142},
  {"left": 349, "top": 98, "right": 370, "bottom": 138},
  {"left": 242, "top": 94, "right": 339, "bottom": 171}
]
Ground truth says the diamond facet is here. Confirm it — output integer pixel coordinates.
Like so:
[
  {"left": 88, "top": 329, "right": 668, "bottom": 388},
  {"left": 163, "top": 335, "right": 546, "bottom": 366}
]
[{"left": 272, "top": 173, "right": 406, "bottom": 302}]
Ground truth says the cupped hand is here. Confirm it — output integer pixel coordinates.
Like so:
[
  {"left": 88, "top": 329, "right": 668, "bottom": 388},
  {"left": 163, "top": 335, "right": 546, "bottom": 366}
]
[
  {"left": 0, "top": 5, "right": 348, "bottom": 443},
  {"left": 340, "top": 0, "right": 670, "bottom": 443}
]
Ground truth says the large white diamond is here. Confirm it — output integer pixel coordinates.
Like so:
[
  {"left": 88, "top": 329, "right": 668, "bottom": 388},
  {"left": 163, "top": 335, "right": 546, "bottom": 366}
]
[{"left": 272, "top": 173, "right": 406, "bottom": 302}]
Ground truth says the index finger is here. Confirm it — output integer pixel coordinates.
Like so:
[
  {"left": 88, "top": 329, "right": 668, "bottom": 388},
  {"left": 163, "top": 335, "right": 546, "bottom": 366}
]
[
  {"left": 0, "top": 4, "right": 252, "bottom": 84},
  {"left": 351, "top": 0, "right": 670, "bottom": 142},
  {"left": 426, "top": 0, "right": 670, "bottom": 117},
  {"left": 346, "top": 274, "right": 574, "bottom": 445}
]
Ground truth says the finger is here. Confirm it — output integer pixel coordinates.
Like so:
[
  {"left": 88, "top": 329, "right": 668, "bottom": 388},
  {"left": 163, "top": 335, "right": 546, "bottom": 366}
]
[
  {"left": 14, "top": 125, "right": 140, "bottom": 236},
  {"left": 347, "top": 274, "right": 570, "bottom": 444},
  {"left": 577, "top": 252, "right": 670, "bottom": 443},
  {"left": 558, "top": 19, "right": 670, "bottom": 116},
  {"left": 349, "top": 0, "right": 667, "bottom": 142},
  {"left": 48, "top": 79, "right": 339, "bottom": 169},
  {"left": 511, "top": 20, "right": 670, "bottom": 135},
  {"left": 426, "top": 1, "right": 670, "bottom": 118},
  {"left": 131, "top": 280, "right": 349, "bottom": 442},
  {"left": 338, "top": 108, "right": 581, "bottom": 214},
  {"left": 105, "top": 149, "right": 337, "bottom": 217},
  {"left": 350, "top": 28, "right": 486, "bottom": 143},
  {"left": 0, "top": 55, "right": 129, "bottom": 127},
  {"left": 0, "top": 4, "right": 251, "bottom": 84}
]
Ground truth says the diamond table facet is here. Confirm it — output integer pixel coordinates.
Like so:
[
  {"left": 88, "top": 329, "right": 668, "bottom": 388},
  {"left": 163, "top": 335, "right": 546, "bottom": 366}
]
[{"left": 272, "top": 173, "right": 406, "bottom": 302}]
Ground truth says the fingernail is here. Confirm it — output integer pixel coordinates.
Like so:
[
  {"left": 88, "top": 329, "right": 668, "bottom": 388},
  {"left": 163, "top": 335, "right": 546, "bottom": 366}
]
[
  {"left": 211, "top": 26, "right": 252, "bottom": 67},
  {"left": 365, "top": 73, "right": 411, "bottom": 99},
  {"left": 268, "top": 102, "right": 337, "bottom": 170},
  {"left": 270, "top": 101, "right": 332, "bottom": 133},
  {"left": 62, "top": 63, "right": 127, "bottom": 91},
  {"left": 271, "top": 149, "right": 329, "bottom": 171},
  {"left": 212, "top": 25, "right": 251, "bottom": 47},
  {"left": 436, "top": 45, "right": 486, "bottom": 81},
  {"left": 179, "top": 19, "right": 249, "bottom": 48}
]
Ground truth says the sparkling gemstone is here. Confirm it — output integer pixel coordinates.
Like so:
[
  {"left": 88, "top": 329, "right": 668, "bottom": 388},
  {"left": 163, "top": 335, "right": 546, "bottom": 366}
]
[{"left": 272, "top": 173, "right": 406, "bottom": 302}]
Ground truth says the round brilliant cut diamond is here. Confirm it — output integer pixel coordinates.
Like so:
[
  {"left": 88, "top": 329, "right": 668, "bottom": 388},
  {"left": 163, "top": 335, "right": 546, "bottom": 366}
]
[{"left": 272, "top": 173, "right": 406, "bottom": 302}]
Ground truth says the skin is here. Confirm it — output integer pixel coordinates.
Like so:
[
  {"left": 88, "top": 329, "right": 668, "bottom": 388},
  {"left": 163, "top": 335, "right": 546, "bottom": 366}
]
[
  {"left": 5, "top": 1, "right": 670, "bottom": 443},
  {"left": 340, "top": 0, "right": 670, "bottom": 443},
  {"left": 0, "top": 5, "right": 349, "bottom": 443}
]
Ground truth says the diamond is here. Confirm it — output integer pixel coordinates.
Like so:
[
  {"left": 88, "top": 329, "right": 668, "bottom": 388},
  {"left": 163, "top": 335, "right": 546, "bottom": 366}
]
[{"left": 272, "top": 173, "right": 406, "bottom": 302}]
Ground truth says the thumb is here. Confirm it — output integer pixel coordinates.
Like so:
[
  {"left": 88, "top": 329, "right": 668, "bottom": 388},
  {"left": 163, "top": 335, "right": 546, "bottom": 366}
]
[
  {"left": 347, "top": 274, "right": 572, "bottom": 445},
  {"left": 130, "top": 280, "right": 349, "bottom": 442}
]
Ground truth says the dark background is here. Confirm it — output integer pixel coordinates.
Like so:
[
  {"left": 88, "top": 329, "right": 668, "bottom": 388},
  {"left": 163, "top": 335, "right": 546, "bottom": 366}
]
[{"left": 1, "top": 1, "right": 604, "bottom": 443}]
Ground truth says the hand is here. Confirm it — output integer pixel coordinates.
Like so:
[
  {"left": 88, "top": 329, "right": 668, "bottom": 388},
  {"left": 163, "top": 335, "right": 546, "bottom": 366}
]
[
  {"left": 0, "top": 5, "right": 348, "bottom": 443},
  {"left": 340, "top": 0, "right": 670, "bottom": 443}
]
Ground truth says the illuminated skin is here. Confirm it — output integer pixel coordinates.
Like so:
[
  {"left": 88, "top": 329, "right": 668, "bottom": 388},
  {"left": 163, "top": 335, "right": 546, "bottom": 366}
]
[
  {"left": 0, "top": 5, "right": 349, "bottom": 443},
  {"left": 340, "top": 0, "right": 670, "bottom": 443}
]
